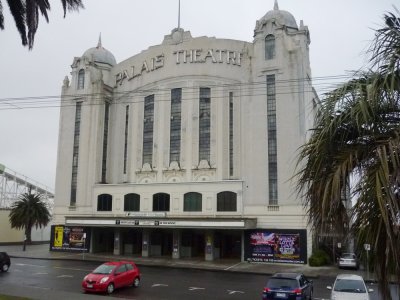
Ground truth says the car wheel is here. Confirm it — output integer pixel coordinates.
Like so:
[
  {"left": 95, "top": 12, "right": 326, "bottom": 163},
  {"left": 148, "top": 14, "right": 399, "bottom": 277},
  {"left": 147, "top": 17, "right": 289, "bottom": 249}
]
[
  {"left": 1, "top": 264, "right": 9, "bottom": 272},
  {"left": 132, "top": 277, "right": 140, "bottom": 288},
  {"left": 107, "top": 283, "right": 114, "bottom": 294}
]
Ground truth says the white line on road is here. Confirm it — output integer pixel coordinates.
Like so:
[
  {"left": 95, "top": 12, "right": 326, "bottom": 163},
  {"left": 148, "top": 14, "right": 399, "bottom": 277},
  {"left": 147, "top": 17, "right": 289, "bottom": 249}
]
[
  {"left": 57, "top": 275, "right": 74, "bottom": 278},
  {"left": 152, "top": 284, "right": 169, "bottom": 287},
  {"left": 224, "top": 262, "right": 242, "bottom": 270},
  {"left": 54, "top": 266, "right": 92, "bottom": 272},
  {"left": 15, "top": 263, "right": 45, "bottom": 268},
  {"left": 29, "top": 286, "right": 50, "bottom": 290},
  {"left": 188, "top": 287, "right": 205, "bottom": 291},
  {"left": 227, "top": 290, "right": 244, "bottom": 295},
  {"left": 33, "top": 272, "right": 48, "bottom": 275}
]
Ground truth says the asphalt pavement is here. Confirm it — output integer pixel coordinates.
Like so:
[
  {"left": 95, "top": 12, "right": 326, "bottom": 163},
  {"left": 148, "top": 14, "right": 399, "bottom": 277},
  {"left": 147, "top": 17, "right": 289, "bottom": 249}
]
[{"left": 0, "top": 243, "right": 373, "bottom": 280}]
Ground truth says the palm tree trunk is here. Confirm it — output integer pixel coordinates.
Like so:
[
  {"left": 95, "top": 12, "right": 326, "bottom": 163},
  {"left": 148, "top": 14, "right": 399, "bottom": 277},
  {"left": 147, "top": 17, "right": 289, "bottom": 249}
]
[{"left": 25, "top": 226, "right": 32, "bottom": 244}]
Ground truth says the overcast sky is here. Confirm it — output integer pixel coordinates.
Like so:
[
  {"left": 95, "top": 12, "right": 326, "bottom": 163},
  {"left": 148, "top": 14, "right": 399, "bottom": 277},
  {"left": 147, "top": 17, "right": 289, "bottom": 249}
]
[{"left": 0, "top": 0, "right": 395, "bottom": 190}]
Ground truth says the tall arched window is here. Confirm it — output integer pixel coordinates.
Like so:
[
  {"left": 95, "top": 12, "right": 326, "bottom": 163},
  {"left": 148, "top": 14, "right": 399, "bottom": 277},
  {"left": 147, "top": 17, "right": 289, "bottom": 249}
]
[
  {"left": 153, "top": 193, "right": 170, "bottom": 211},
  {"left": 265, "top": 35, "right": 275, "bottom": 60},
  {"left": 143, "top": 95, "right": 154, "bottom": 166},
  {"left": 217, "top": 191, "right": 237, "bottom": 212},
  {"left": 124, "top": 193, "right": 140, "bottom": 211},
  {"left": 77, "top": 69, "right": 85, "bottom": 89},
  {"left": 184, "top": 192, "right": 202, "bottom": 212},
  {"left": 97, "top": 194, "right": 112, "bottom": 211},
  {"left": 199, "top": 87, "right": 211, "bottom": 162}
]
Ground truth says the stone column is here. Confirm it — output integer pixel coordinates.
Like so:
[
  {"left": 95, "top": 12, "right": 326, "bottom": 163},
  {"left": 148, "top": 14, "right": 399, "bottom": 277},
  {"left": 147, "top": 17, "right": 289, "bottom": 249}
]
[
  {"left": 172, "top": 230, "right": 181, "bottom": 259},
  {"left": 205, "top": 231, "right": 215, "bottom": 261},
  {"left": 142, "top": 229, "right": 150, "bottom": 257},
  {"left": 113, "top": 228, "right": 122, "bottom": 255},
  {"left": 88, "top": 228, "right": 93, "bottom": 253}
]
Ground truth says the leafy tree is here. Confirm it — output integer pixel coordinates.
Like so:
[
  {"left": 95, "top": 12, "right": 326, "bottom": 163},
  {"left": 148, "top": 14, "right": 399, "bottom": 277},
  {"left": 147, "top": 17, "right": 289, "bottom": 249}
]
[
  {"left": 9, "top": 190, "right": 51, "bottom": 244},
  {"left": 295, "top": 11, "right": 400, "bottom": 298},
  {"left": 0, "top": 0, "right": 84, "bottom": 49}
]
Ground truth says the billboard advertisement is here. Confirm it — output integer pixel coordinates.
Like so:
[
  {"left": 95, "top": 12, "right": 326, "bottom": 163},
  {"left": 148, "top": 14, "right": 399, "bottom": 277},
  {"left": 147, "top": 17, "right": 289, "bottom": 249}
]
[
  {"left": 244, "top": 229, "right": 307, "bottom": 264},
  {"left": 50, "top": 225, "right": 90, "bottom": 252}
]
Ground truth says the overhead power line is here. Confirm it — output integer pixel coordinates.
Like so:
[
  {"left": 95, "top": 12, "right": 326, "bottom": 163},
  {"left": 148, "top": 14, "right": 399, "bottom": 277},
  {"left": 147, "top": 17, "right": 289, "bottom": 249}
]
[{"left": 0, "top": 73, "right": 357, "bottom": 110}]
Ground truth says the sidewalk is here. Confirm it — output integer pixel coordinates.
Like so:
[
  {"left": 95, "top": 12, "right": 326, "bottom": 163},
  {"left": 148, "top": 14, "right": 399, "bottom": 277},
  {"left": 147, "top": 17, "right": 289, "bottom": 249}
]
[{"left": 1, "top": 243, "right": 370, "bottom": 280}]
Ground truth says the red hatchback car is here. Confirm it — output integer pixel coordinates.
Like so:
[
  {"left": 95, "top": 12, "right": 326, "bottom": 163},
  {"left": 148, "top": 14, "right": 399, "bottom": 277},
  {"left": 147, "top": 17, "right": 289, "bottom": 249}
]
[{"left": 82, "top": 261, "right": 140, "bottom": 294}]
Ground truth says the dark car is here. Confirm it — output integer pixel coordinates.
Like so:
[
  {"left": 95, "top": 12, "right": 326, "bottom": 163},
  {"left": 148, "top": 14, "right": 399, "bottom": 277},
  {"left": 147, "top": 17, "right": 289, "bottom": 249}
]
[
  {"left": 82, "top": 261, "right": 140, "bottom": 294},
  {"left": 262, "top": 272, "right": 313, "bottom": 300},
  {"left": 0, "top": 252, "right": 10, "bottom": 272}
]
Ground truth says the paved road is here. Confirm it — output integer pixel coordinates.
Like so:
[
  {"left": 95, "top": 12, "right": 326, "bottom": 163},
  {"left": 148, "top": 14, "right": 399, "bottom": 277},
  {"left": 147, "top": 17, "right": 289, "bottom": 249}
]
[{"left": 0, "top": 258, "right": 396, "bottom": 299}]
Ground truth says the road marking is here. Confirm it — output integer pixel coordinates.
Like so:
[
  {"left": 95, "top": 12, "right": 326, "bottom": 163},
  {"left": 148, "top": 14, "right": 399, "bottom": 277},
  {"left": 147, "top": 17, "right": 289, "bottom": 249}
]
[
  {"left": 224, "top": 262, "right": 243, "bottom": 270},
  {"left": 33, "top": 272, "right": 48, "bottom": 275},
  {"left": 152, "top": 284, "right": 169, "bottom": 287},
  {"left": 188, "top": 287, "right": 205, "bottom": 291},
  {"left": 29, "top": 286, "right": 50, "bottom": 290},
  {"left": 54, "top": 266, "right": 92, "bottom": 272},
  {"left": 227, "top": 290, "right": 244, "bottom": 295},
  {"left": 57, "top": 275, "right": 73, "bottom": 278},
  {"left": 15, "top": 263, "right": 45, "bottom": 268}
]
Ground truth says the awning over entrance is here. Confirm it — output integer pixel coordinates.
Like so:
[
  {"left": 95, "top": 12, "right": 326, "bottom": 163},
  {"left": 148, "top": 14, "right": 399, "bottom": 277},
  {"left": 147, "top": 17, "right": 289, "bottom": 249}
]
[{"left": 65, "top": 217, "right": 257, "bottom": 229}]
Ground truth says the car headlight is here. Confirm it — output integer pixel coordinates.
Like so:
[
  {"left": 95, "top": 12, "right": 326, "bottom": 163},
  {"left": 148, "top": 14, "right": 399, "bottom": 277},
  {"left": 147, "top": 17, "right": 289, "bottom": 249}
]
[
  {"left": 83, "top": 275, "right": 88, "bottom": 281},
  {"left": 100, "top": 277, "right": 109, "bottom": 284}
]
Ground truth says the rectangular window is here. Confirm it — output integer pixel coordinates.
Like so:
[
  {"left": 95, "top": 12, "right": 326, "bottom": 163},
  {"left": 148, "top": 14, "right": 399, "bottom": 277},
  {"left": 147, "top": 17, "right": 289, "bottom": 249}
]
[
  {"left": 70, "top": 101, "right": 82, "bottom": 206},
  {"left": 123, "top": 105, "right": 129, "bottom": 174},
  {"left": 170, "top": 88, "right": 182, "bottom": 163},
  {"left": 267, "top": 75, "right": 278, "bottom": 205},
  {"left": 199, "top": 87, "right": 211, "bottom": 162},
  {"left": 101, "top": 102, "right": 110, "bottom": 183},
  {"left": 229, "top": 92, "right": 234, "bottom": 177},
  {"left": 143, "top": 95, "right": 154, "bottom": 166}
]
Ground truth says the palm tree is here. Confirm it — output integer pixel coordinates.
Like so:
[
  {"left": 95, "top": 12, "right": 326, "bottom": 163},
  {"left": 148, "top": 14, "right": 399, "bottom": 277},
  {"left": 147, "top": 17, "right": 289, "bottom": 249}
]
[
  {"left": 295, "top": 11, "right": 400, "bottom": 299},
  {"left": 9, "top": 190, "right": 51, "bottom": 244},
  {"left": 0, "top": 0, "right": 84, "bottom": 49}
]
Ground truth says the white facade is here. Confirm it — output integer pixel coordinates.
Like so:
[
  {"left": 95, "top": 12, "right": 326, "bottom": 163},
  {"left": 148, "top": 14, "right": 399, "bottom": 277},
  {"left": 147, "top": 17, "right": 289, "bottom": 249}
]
[{"left": 53, "top": 3, "right": 318, "bottom": 263}]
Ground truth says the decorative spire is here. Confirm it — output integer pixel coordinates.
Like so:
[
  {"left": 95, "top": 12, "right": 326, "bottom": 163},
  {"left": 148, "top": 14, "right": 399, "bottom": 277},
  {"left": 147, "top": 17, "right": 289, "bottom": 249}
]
[
  {"left": 97, "top": 33, "right": 102, "bottom": 48},
  {"left": 178, "top": 0, "right": 181, "bottom": 29},
  {"left": 274, "top": 0, "right": 279, "bottom": 10}
]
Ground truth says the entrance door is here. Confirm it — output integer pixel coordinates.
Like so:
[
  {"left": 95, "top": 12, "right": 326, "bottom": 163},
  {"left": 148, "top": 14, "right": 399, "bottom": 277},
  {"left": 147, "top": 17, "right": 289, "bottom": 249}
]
[
  {"left": 150, "top": 230, "right": 173, "bottom": 257},
  {"left": 122, "top": 229, "right": 142, "bottom": 255},
  {"left": 92, "top": 228, "right": 114, "bottom": 253},
  {"left": 219, "top": 231, "right": 241, "bottom": 259}
]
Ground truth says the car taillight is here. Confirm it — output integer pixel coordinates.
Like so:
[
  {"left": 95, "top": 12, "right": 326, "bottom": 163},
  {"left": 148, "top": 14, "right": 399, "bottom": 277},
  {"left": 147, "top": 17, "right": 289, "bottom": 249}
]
[
  {"left": 263, "top": 287, "right": 270, "bottom": 293},
  {"left": 292, "top": 288, "right": 302, "bottom": 295}
]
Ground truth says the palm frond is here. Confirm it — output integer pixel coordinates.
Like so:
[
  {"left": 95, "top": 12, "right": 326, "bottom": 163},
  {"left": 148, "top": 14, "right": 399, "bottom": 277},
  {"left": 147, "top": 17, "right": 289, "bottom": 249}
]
[
  {"left": 26, "top": 0, "right": 50, "bottom": 49},
  {"left": 5, "top": 0, "right": 27, "bottom": 46},
  {"left": 0, "top": 1, "right": 5, "bottom": 29},
  {"left": 60, "top": 0, "right": 83, "bottom": 18}
]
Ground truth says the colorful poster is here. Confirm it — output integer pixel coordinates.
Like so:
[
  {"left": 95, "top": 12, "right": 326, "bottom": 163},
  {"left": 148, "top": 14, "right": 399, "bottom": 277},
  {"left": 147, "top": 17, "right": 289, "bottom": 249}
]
[
  {"left": 53, "top": 226, "right": 63, "bottom": 247},
  {"left": 68, "top": 227, "right": 85, "bottom": 248},
  {"left": 50, "top": 225, "right": 90, "bottom": 252},
  {"left": 245, "top": 229, "right": 306, "bottom": 264}
]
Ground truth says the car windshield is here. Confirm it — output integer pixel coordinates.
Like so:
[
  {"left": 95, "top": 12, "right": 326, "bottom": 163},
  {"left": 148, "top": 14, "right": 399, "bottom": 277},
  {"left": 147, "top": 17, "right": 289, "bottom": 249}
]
[
  {"left": 92, "top": 264, "right": 115, "bottom": 274},
  {"left": 334, "top": 279, "right": 366, "bottom": 293},
  {"left": 267, "top": 278, "right": 298, "bottom": 289}
]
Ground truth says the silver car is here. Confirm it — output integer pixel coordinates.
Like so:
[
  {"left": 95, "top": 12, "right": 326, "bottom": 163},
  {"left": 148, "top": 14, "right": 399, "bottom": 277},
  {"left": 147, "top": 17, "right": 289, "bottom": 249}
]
[
  {"left": 338, "top": 252, "right": 359, "bottom": 269},
  {"left": 327, "top": 274, "right": 373, "bottom": 300}
]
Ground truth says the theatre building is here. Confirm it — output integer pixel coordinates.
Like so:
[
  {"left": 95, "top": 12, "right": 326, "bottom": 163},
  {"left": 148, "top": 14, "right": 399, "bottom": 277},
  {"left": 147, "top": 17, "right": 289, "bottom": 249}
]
[{"left": 51, "top": 2, "right": 319, "bottom": 264}]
